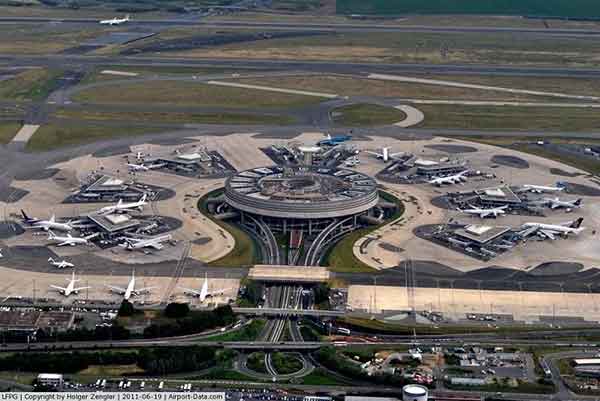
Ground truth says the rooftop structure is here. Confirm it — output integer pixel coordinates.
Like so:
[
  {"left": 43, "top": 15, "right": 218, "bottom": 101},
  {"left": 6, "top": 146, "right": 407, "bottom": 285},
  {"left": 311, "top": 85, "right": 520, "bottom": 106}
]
[
  {"left": 455, "top": 225, "right": 512, "bottom": 244},
  {"left": 224, "top": 166, "right": 378, "bottom": 220}
]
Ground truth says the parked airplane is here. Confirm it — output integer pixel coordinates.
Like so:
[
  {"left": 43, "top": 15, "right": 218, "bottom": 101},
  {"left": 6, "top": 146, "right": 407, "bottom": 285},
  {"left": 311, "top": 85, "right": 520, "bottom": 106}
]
[
  {"left": 428, "top": 171, "right": 469, "bottom": 186},
  {"left": 519, "top": 217, "right": 585, "bottom": 240},
  {"left": 447, "top": 237, "right": 471, "bottom": 247},
  {"left": 364, "top": 147, "right": 404, "bottom": 162},
  {"left": 545, "top": 197, "right": 582, "bottom": 210},
  {"left": 21, "top": 210, "right": 73, "bottom": 231},
  {"left": 106, "top": 271, "right": 156, "bottom": 301},
  {"left": 50, "top": 271, "right": 90, "bottom": 297},
  {"left": 459, "top": 205, "right": 508, "bottom": 218},
  {"left": 343, "top": 157, "right": 360, "bottom": 167},
  {"left": 99, "top": 14, "right": 130, "bottom": 25},
  {"left": 127, "top": 162, "right": 165, "bottom": 172},
  {"left": 317, "top": 134, "right": 351, "bottom": 147},
  {"left": 120, "top": 234, "right": 172, "bottom": 251},
  {"left": 47, "top": 231, "right": 97, "bottom": 247},
  {"left": 48, "top": 257, "right": 74, "bottom": 269},
  {"left": 522, "top": 184, "right": 565, "bottom": 193},
  {"left": 98, "top": 194, "right": 148, "bottom": 214},
  {"left": 179, "top": 273, "right": 232, "bottom": 302}
]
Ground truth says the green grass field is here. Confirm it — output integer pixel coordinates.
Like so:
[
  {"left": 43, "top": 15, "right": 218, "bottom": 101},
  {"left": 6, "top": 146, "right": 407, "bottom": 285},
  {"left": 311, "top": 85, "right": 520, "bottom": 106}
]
[
  {"left": 0, "top": 122, "right": 20, "bottom": 144},
  {"left": 417, "top": 105, "right": 600, "bottom": 132},
  {"left": 337, "top": 0, "right": 600, "bottom": 18},
  {"left": 56, "top": 109, "right": 296, "bottom": 126},
  {"left": 331, "top": 103, "right": 405, "bottom": 126},
  {"left": 0, "top": 69, "right": 62, "bottom": 101},
  {"left": 73, "top": 80, "right": 324, "bottom": 109},
  {"left": 26, "top": 123, "right": 164, "bottom": 152}
]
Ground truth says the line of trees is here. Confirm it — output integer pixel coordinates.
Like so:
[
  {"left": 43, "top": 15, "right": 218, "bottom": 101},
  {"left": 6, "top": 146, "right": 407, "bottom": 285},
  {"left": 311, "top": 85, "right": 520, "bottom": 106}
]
[
  {"left": 143, "top": 305, "right": 236, "bottom": 338},
  {"left": 0, "top": 346, "right": 218, "bottom": 375}
]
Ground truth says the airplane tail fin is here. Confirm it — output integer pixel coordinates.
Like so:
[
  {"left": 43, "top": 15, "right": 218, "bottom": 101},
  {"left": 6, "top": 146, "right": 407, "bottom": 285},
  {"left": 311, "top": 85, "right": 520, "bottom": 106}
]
[
  {"left": 21, "top": 209, "right": 30, "bottom": 221},
  {"left": 48, "top": 257, "right": 54, "bottom": 263},
  {"left": 574, "top": 198, "right": 583, "bottom": 207},
  {"left": 48, "top": 230, "right": 56, "bottom": 239},
  {"left": 570, "top": 217, "right": 584, "bottom": 229}
]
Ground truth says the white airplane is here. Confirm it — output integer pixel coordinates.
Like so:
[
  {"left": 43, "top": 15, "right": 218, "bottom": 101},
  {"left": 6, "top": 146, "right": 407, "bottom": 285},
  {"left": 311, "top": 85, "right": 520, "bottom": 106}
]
[
  {"left": 519, "top": 217, "right": 585, "bottom": 240},
  {"left": 545, "top": 197, "right": 582, "bottom": 210},
  {"left": 179, "top": 273, "right": 232, "bottom": 302},
  {"left": 428, "top": 171, "right": 469, "bottom": 186},
  {"left": 459, "top": 205, "right": 508, "bottom": 218},
  {"left": 106, "top": 271, "right": 156, "bottom": 301},
  {"left": 0, "top": 249, "right": 3, "bottom": 258},
  {"left": 99, "top": 14, "right": 130, "bottom": 25},
  {"left": 127, "top": 162, "right": 165, "bottom": 172},
  {"left": 364, "top": 147, "right": 404, "bottom": 163},
  {"left": 120, "top": 234, "right": 172, "bottom": 251},
  {"left": 21, "top": 210, "right": 73, "bottom": 232},
  {"left": 48, "top": 257, "right": 74, "bottom": 269},
  {"left": 98, "top": 194, "right": 148, "bottom": 214},
  {"left": 47, "top": 231, "right": 96, "bottom": 247},
  {"left": 522, "top": 184, "right": 565, "bottom": 193},
  {"left": 50, "top": 271, "right": 90, "bottom": 297}
]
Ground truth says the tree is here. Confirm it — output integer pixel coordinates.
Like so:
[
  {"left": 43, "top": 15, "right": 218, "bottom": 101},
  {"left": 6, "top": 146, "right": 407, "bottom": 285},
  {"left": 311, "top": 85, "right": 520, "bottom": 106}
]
[
  {"left": 118, "top": 300, "right": 135, "bottom": 317},
  {"left": 313, "top": 283, "right": 331, "bottom": 306},
  {"left": 165, "top": 303, "right": 190, "bottom": 319}
]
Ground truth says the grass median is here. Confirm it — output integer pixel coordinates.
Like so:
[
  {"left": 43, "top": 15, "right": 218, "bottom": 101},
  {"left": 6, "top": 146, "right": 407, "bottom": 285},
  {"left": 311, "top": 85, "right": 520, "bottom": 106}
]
[
  {"left": 331, "top": 103, "right": 405, "bottom": 126},
  {"left": 72, "top": 80, "right": 325, "bottom": 109}
]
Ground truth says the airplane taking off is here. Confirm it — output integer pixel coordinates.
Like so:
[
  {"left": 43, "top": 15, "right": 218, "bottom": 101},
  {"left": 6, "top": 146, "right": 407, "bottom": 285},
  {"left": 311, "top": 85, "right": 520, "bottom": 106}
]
[
  {"left": 21, "top": 210, "right": 73, "bottom": 232},
  {"left": 364, "top": 147, "right": 404, "bottom": 162},
  {"left": 459, "top": 205, "right": 508, "bottom": 218},
  {"left": 99, "top": 14, "right": 130, "bottom": 25},
  {"left": 98, "top": 194, "right": 148, "bottom": 214},
  {"left": 519, "top": 217, "right": 585, "bottom": 240},
  {"left": 47, "top": 231, "right": 96, "bottom": 247},
  {"left": 48, "top": 257, "right": 74, "bottom": 269},
  {"left": 179, "top": 273, "right": 232, "bottom": 302},
  {"left": 522, "top": 184, "right": 565, "bottom": 193},
  {"left": 106, "top": 271, "right": 156, "bottom": 301},
  {"left": 120, "top": 234, "right": 172, "bottom": 251},
  {"left": 428, "top": 171, "right": 469, "bottom": 186},
  {"left": 317, "top": 133, "right": 351, "bottom": 147},
  {"left": 545, "top": 197, "right": 582, "bottom": 210},
  {"left": 50, "top": 271, "right": 90, "bottom": 297}
]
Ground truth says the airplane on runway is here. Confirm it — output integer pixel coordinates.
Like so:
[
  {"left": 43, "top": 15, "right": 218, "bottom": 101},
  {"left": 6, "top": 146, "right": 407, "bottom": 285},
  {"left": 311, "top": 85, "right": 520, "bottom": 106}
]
[
  {"left": 544, "top": 197, "right": 582, "bottom": 210},
  {"left": 127, "top": 162, "right": 165, "bottom": 172},
  {"left": 317, "top": 134, "right": 351, "bottom": 147},
  {"left": 459, "top": 205, "right": 508, "bottom": 218},
  {"left": 178, "top": 273, "right": 232, "bottom": 302},
  {"left": 47, "top": 231, "right": 97, "bottom": 247},
  {"left": 98, "top": 194, "right": 148, "bottom": 214},
  {"left": 522, "top": 184, "right": 565, "bottom": 193},
  {"left": 428, "top": 171, "right": 469, "bottom": 186},
  {"left": 120, "top": 234, "right": 172, "bottom": 251},
  {"left": 106, "top": 271, "right": 156, "bottom": 301},
  {"left": 48, "top": 257, "right": 74, "bottom": 269},
  {"left": 518, "top": 217, "right": 585, "bottom": 240},
  {"left": 364, "top": 147, "right": 405, "bottom": 163},
  {"left": 99, "top": 15, "right": 130, "bottom": 25},
  {"left": 50, "top": 271, "right": 90, "bottom": 297},
  {"left": 21, "top": 210, "right": 73, "bottom": 232}
]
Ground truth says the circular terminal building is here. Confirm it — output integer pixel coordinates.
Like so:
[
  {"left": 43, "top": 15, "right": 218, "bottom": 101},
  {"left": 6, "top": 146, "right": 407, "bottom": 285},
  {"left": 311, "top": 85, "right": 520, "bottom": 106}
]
[{"left": 223, "top": 165, "right": 379, "bottom": 233}]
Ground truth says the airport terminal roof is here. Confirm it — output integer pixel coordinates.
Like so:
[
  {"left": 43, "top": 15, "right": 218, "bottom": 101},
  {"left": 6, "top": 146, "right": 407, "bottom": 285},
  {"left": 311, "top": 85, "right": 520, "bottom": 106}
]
[
  {"left": 88, "top": 213, "right": 140, "bottom": 233},
  {"left": 476, "top": 185, "right": 522, "bottom": 204},
  {"left": 455, "top": 225, "right": 512, "bottom": 244},
  {"left": 86, "top": 175, "right": 128, "bottom": 192},
  {"left": 574, "top": 359, "right": 600, "bottom": 365}
]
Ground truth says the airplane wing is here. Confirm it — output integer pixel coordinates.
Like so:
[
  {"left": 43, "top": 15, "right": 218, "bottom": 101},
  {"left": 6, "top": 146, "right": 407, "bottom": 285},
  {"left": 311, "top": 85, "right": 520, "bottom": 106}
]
[
  {"left": 49, "top": 285, "right": 67, "bottom": 292},
  {"left": 179, "top": 287, "right": 201, "bottom": 296},
  {"left": 105, "top": 284, "right": 127, "bottom": 294},
  {"left": 363, "top": 151, "right": 382, "bottom": 157},
  {"left": 74, "top": 286, "right": 91, "bottom": 292},
  {"left": 518, "top": 226, "right": 539, "bottom": 238},
  {"left": 58, "top": 240, "right": 74, "bottom": 246},
  {"left": 135, "top": 286, "right": 157, "bottom": 294},
  {"left": 479, "top": 211, "right": 491, "bottom": 218},
  {"left": 147, "top": 242, "right": 164, "bottom": 250},
  {"left": 539, "top": 230, "right": 557, "bottom": 240},
  {"left": 206, "top": 288, "right": 233, "bottom": 297},
  {"left": 550, "top": 203, "right": 560, "bottom": 209}
]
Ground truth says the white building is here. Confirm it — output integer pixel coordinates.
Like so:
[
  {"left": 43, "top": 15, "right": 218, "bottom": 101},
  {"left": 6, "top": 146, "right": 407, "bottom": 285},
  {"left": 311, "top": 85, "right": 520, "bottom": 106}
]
[{"left": 37, "top": 373, "right": 63, "bottom": 387}]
